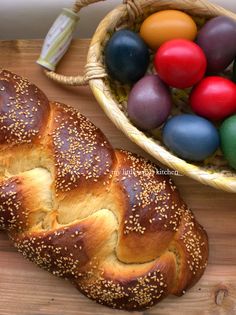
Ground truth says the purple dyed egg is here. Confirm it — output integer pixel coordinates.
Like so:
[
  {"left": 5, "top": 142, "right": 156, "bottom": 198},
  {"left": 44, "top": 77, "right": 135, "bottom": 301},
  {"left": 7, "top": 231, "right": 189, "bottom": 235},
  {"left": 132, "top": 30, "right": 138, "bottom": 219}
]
[
  {"left": 127, "top": 75, "right": 172, "bottom": 130},
  {"left": 197, "top": 16, "right": 236, "bottom": 73}
]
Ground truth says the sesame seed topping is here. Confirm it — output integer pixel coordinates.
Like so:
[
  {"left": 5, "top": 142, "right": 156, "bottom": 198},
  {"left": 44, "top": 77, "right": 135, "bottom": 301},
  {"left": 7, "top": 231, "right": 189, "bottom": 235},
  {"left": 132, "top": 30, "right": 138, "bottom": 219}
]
[{"left": 0, "top": 70, "right": 208, "bottom": 311}]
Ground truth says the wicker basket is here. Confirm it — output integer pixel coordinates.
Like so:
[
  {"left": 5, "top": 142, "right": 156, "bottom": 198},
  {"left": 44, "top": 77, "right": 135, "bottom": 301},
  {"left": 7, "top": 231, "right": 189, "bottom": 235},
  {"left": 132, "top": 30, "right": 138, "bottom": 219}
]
[{"left": 39, "top": 0, "right": 236, "bottom": 193}]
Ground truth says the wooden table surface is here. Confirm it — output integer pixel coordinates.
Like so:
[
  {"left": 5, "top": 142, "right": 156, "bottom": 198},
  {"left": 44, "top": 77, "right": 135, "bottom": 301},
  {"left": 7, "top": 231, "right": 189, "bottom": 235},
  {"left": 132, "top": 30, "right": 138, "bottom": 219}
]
[{"left": 0, "top": 39, "right": 236, "bottom": 315}]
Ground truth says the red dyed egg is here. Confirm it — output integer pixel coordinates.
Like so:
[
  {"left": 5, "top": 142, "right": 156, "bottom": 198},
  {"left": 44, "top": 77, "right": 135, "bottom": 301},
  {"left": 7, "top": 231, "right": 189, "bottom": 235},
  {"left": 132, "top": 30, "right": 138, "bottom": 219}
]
[{"left": 154, "top": 39, "right": 207, "bottom": 89}]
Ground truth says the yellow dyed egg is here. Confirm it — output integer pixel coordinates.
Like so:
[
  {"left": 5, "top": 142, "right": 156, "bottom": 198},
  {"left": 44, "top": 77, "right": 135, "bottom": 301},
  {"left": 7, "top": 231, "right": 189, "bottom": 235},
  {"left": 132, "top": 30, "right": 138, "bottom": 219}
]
[{"left": 140, "top": 10, "right": 198, "bottom": 50}]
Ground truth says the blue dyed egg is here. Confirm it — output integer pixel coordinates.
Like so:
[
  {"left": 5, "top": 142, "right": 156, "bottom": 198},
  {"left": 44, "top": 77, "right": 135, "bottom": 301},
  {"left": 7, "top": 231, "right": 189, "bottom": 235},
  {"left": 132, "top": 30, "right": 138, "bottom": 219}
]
[
  {"left": 163, "top": 114, "right": 220, "bottom": 161},
  {"left": 104, "top": 30, "right": 150, "bottom": 84}
]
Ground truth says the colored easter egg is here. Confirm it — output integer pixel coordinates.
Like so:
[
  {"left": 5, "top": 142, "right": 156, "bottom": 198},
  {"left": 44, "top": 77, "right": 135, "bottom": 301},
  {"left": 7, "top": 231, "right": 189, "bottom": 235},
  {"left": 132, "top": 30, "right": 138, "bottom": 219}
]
[
  {"left": 140, "top": 10, "right": 197, "bottom": 50},
  {"left": 127, "top": 75, "right": 172, "bottom": 130},
  {"left": 154, "top": 39, "right": 207, "bottom": 89},
  {"left": 197, "top": 16, "right": 236, "bottom": 72},
  {"left": 163, "top": 114, "right": 220, "bottom": 161},
  {"left": 220, "top": 115, "right": 236, "bottom": 170},
  {"left": 105, "top": 30, "right": 150, "bottom": 84},
  {"left": 190, "top": 77, "right": 236, "bottom": 121}
]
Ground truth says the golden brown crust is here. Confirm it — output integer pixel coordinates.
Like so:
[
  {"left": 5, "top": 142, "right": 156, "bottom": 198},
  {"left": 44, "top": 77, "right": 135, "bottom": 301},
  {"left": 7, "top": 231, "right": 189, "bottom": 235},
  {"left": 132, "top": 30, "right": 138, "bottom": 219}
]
[
  {"left": 76, "top": 252, "right": 177, "bottom": 310},
  {"left": 49, "top": 102, "right": 116, "bottom": 194},
  {"left": 112, "top": 150, "right": 187, "bottom": 263},
  {"left": 0, "top": 177, "right": 29, "bottom": 231},
  {"left": 0, "top": 70, "right": 50, "bottom": 146},
  {"left": 169, "top": 211, "right": 209, "bottom": 295},
  {"left": 0, "top": 70, "right": 209, "bottom": 311}
]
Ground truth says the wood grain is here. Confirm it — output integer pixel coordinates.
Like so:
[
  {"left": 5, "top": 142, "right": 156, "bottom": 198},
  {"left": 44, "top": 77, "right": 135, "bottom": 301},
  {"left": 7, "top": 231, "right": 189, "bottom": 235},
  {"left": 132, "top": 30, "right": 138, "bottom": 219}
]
[{"left": 0, "top": 39, "right": 236, "bottom": 315}]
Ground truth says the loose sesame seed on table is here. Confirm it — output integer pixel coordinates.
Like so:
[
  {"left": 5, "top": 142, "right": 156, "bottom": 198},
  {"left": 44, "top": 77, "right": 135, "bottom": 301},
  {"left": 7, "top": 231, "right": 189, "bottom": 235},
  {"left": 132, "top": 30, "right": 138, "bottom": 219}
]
[{"left": 0, "top": 39, "right": 236, "bottom": 315}]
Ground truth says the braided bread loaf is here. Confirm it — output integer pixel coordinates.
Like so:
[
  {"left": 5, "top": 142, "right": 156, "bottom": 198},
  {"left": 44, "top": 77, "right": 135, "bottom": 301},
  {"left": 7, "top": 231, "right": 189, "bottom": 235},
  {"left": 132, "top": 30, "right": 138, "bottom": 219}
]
[{"left": 0, "top": 70, "right": 208, "bottom": 310}]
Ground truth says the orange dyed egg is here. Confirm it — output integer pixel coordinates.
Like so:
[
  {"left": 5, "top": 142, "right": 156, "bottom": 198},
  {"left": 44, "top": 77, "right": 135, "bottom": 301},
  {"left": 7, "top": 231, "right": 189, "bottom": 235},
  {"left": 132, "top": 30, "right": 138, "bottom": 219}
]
[{"left": 140, "top": 10, "right": 198, "bottom": 50}]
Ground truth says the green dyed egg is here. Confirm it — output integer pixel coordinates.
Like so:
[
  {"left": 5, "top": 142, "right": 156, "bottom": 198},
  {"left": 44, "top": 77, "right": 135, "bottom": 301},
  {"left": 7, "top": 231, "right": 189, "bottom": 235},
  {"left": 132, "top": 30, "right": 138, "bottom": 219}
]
[{"left": 220, "top": 115, "right": 236, "bottom": 170}]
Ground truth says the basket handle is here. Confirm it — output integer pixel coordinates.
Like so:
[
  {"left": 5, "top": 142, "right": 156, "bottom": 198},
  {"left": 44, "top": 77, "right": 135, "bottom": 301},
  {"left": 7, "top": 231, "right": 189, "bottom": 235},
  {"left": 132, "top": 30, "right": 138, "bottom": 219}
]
[{"left": 37, "top": 0, "right": 141, "bottom": 86}]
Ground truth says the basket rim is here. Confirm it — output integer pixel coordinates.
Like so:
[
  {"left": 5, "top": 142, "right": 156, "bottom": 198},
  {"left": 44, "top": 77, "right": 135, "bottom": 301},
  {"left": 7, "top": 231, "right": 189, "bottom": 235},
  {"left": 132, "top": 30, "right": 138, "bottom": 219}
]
[{"left": 88, "top": 0, "right": 236, "bottom": 193}]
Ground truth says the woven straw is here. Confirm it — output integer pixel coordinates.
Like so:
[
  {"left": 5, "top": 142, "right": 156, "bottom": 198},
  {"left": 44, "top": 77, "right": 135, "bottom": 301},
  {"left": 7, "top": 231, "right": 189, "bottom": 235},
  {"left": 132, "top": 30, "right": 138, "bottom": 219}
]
[{"left": 44, "top": 0, "right": 236, "bottom": 193}]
